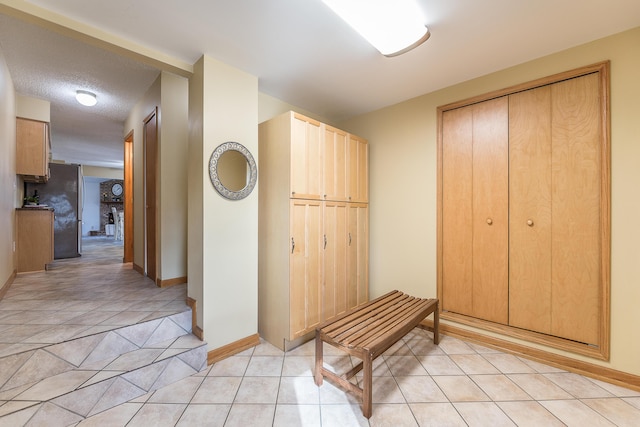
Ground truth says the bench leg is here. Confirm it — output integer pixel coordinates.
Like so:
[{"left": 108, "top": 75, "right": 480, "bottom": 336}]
[
  {"left": 433, "top": 301, "right": 440, "bottom": 345},
  {"left": 362, "top": 352, "right": 373, "bottom": 418},
  {"left": 314, "top": 330, "right": 324, "bottom": 386}
]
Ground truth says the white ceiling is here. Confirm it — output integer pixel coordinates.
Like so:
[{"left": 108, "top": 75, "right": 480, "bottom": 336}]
[{"left": 1, "top": 0, "right": 640, "bottom": 169}]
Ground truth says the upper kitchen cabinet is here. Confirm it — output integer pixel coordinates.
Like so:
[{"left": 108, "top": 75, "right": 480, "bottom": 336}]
[{"left": 16, "top": 117, "right": 51, "bottom": 182}]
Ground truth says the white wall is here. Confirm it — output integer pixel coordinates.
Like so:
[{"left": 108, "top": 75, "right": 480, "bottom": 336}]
[
  {"left": 82, "top": 178, "right": 101, "bottom": 235},
  {"left": 0, "top": 46, "right": 16, "bottom": 288}
]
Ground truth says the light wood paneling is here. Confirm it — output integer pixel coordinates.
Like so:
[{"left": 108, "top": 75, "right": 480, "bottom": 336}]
[
  {"left": 550, "top": 73, "right": 602, "bottom": 345},
  {"left": 348, "top": 134, "right": 369, "bottom": 203},
  {"left": 291, "top": 113, "right": 322, "bottom": 200},
  {"left": 16, "top": 209, "right": 53, "bottom": 272},
  {"left": 471, "top": 97, "right": 509, "bottom": 324},
  {"left": 324, "top": 126, "right": 349, "bottom": 201},
  {"left": 509, "top": 86, "right": 553, "bottom": 333},
  {"left": 324, "top": 201, "right": 348, "bottom": 318},
  {"left": 438, "top": 62, "right": 610, "bottom": 359},
  {"left": 16, "top": 118, "right": 49, "bottom": 181},
  {"left": 290, "top": 199, "right": 323, "bottom": 339},
  {"left": 348, "top": 203, "right": 369, "bottom": 309},
  {"left": 441, "top": 107, "right": 473, "bottom": 316}
]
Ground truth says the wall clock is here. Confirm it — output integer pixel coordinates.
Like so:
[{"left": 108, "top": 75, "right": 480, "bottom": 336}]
[{"left": 111, "top": 183, "right": 123, "bottom": 197}]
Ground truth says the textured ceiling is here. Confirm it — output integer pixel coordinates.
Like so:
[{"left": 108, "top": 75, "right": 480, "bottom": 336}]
[{"left": 1, "top": 0, "right": 640, "bottom": 169}]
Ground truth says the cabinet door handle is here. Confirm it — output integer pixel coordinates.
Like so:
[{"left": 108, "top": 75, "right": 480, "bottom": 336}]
[
  {"left": 349, "top": 232, "right": 352, "bottom": 246},
  {"left": 324, "top": 235, "right": 327, "bottom": 249},
  {"left": 527, "top": 219, "right": 534, "bottom": 227},
  {"left": 291, "top": 237, "right": 295, "bottom": 254},
  {"left": 486, "top": 218, "right": 493, "bottom": 225}
]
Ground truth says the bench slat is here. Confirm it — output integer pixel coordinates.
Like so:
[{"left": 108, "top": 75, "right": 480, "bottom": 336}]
[{"left": 338, "top": 297, "right": 425, "bottom": 347}]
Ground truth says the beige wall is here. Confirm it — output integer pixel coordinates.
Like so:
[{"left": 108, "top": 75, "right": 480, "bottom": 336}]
[
  {"left": 258, "top": 92, "right": 330, "bottom": 125},
  {"left": 15, "top": 95, "right": 49, "bottom": 122},
  {"left": 188, "top": 55, "right": 259, "bottom": 349},
  {"left": 125, "top": 75, "right": 160, "bottom": 271},
  {"left": 159, "top": 72, "right": 189, "bottom": 281},
  {"left": 0, "top": 47, "right": 16, "bottom": 288},
  {"left": 339, "top": 27, "right": 640, "bottom": 376},
  {"left": 82, "top": 165, "right": 123, "bottom": 180},
  {"left": 124, "top": 71, "right": 188, "bottom": 282}
]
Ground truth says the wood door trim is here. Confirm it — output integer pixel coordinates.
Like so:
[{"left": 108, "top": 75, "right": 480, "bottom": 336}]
[
  {"left": 123, "top": 130, "right": 134, "bottom": 263},
  {"left": 436, "top": 61, "right": 611, "bottom": 360},
  {"left": 143, "top": 108, "right": 158, "bottom": 281}
]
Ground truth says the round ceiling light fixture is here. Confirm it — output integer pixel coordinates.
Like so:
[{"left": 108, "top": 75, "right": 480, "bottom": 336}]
[{"left": 76, "top": 90, "right": 97, "bottom": 106}]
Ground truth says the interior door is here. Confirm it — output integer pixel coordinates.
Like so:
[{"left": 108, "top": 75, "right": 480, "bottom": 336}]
[{"left": 144, "top": 108, "right": 158, "bottom": 282}]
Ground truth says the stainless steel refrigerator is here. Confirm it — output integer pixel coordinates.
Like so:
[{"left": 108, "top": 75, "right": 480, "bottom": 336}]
[{"left": 26, "top": 163, "right": 83, "bottom": 259}]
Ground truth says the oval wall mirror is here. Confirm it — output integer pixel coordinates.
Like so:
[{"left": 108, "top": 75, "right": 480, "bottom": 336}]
[{"left": 209, "top": 142, "right": 257, "bottom": 200}]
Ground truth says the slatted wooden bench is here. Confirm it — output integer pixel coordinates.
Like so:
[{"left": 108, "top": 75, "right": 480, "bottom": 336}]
[{"left": 314, "top": 290, "right": 439, "bottom": 418}]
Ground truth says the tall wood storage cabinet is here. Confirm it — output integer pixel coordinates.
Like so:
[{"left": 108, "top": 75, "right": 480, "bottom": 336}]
[
  {"left": 438, "top": 62, "right": 610, "bottom": 359},
  {"left": 259, "top": 111, "right": 369, "bottom": 350}
]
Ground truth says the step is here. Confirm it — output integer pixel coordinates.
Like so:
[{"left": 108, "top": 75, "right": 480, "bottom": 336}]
[{"left": 0, "top": 310, "right": 207, "bottom": 425}]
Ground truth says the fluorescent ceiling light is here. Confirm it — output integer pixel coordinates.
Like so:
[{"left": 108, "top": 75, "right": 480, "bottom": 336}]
[
  {"left": 76, "top": 90, "right": 97, "bottom": 106},
  {"left": 323, "top": 0, "right": 430, "bottom": 57}
]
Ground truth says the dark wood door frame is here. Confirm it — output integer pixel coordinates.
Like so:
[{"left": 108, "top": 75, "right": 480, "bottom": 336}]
[
  {"left": 123, "top": 130, "right": 134, "bottom": 263},
  {"left": 143, "top": 108, "right": 158, "bottom": 283}
]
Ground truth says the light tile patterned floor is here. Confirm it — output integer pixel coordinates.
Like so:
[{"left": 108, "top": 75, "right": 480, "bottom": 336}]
[
  {"left": 2, "top": 237, "right": 640, "bottom": 426},
  {"left": 76, "top": 331, "right": 640, "bottom": 426}
]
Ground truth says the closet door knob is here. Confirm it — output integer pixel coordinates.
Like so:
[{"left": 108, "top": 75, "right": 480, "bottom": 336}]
[
  {"left": 486, "top": 218, "right": 493, "bottom": 225},
  {"left": 527, "top": 219, "right": 534, "bottom": 227}
]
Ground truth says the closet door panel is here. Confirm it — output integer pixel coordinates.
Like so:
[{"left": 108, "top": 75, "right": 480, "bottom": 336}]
[
  {"left": 551, "top": 74, "right": 601, "bottom": 345},
  {"left": 324, "top": 126, "right": 349, "bottom": 201},
  {"left": 348, "top": 203, "right": 369, "bottom": 309},
  {"left": 441, "top": 107, "right": 473, "bottom": 316},
  {"left": 509, "top": 86, "right": 553, "bottom": 333},
  {"left": 471, "top": 97, "right": 509, "bottom": 324},
  {"left": 290, "top": 200, "right": 323, "bottom": 338},
  {"left": 291, "top": 115, "right": 322, "bottom": 199},
  {"left": 324, "top": 201, "right": 349, "bottom": 319}
]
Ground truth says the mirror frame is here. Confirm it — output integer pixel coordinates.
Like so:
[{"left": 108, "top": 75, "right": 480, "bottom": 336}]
[{"left": 208, "top": 141, "right": 257, "bottom": 200}]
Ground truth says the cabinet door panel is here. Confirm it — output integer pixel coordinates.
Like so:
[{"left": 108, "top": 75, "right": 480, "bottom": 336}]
[
  {"left": 551, "top": 74, "right": 601, "bottom": 345},
  {"left": 471, "top": 97, "right": 509, "bottom": 324},
  {"left": 324, "top": 127, "right": 349, "bottom": 201},
  {"left": 291, "top": 115, "right": 322, "bottom": 199},
  {"left": 348, "top": 203, "right": 369, "bottom": 309},
  {"left": 324, "top": 202, "right": 348, "bottom": 319},
  {"left": 348, "top": 135, "right": 368, "bottom": 202},
  {"left": 290, "top": 200, "right": 323, "bottom": 338},
  {"left": 509, "top": 86, "right": 553, "bottom": 333},
  {"left": 441, "top": 107, "right": 474, "bottom": 316},
  {"left": 16, "top": 118, "right": 49, "bottom": 178}
]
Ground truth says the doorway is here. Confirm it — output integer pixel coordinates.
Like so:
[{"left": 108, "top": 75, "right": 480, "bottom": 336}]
[
  {"left": 124, "top": 131, "right": 134, "bottom": 263},
  {"left": 144, "top": 108, "right": 158, "bottom": 283}
]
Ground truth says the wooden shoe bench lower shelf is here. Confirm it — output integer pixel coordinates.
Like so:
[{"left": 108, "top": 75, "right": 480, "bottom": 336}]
[{"left": 314, "top": 290, "right": 439, "bottom": 418}]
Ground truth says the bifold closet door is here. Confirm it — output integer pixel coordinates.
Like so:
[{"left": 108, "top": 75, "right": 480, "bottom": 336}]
[
  {"left": 509, "top": 74, "right": 602, "bottom": 345},
  {"left": 290, "top": 199, "right": 323, "bottom": 339},
  {"left": 509, "top": 86, "right": 553, "bottom": 334},
  {"left": 441, "top": 97, "right": 509, "bottom": 324}
]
